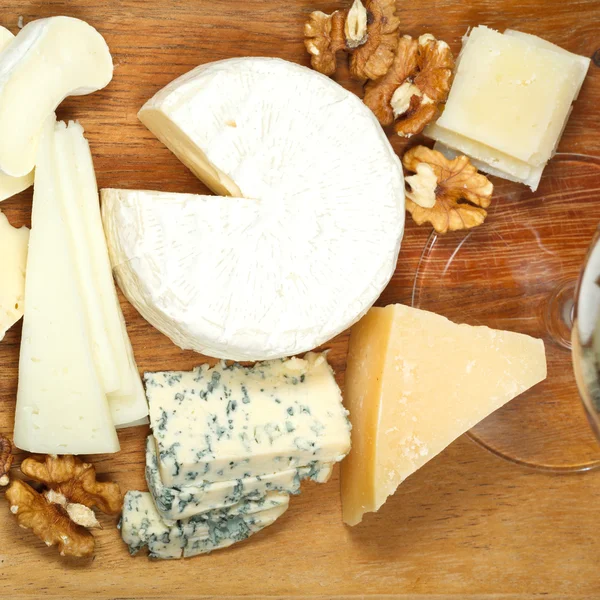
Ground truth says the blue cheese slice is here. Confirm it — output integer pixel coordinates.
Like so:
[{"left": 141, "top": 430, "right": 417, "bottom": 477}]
[
  {"left": 145, "top": 435, "right": 333, "bottom": 522},
  {"left": 146, "top": 352, "right": 351, "bottom": 487},
  {"left": 121, "top": 490, "right": 288, "bottom": 559}
]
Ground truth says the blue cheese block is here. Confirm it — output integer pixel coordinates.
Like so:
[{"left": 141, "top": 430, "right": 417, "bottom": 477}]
[
  {"left": 145, "top": 435, "right": 333, "bottom": 523},
  {"left": 120, "top": 490, "right": 288, "bottom": 559},
  {"left": 146, "top": 352, "right": 351, "bottom": 487}
]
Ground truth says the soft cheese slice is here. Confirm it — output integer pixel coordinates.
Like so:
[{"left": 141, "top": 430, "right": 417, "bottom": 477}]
[
  {"left": 0, "top": 26, "right": 33, "bottom": 200},
  {"left": 437, "top": 26, "right": 584, "bottom": 166},
  {"left": 53, "top": 121, "right": 148, "bottom": 426},
  {"left": 113, "top": 57, "right": 404, "bottom": 361},
  {"left": 145, "top": 435, "right": 333, "bottom": 522},
  {"left": 121, "top": 490, "right": 288, "bottom": 559},
  {"left": 0, "top": 211, "right": 28, "bottom": 340},
  {"left": 341, "top": 304, "right": 547, "bottom": 526},
  {"left": 145, "top": 352, "right": 351, "bottom": 487},
  {"left": 13, "top": 118, "right": 119, "bottom": 455},
  {"left": 0, "top": 16, "right": 113, "bottom": 177}
]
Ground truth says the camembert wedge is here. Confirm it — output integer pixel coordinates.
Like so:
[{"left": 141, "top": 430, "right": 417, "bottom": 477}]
[{"left": 341, "top": 304, "right": 547, "bottom": 526}]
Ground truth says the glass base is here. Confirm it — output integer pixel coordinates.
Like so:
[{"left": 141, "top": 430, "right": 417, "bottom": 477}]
[{"left": 412, "top": 153, "right": 600, "bottom": 472}]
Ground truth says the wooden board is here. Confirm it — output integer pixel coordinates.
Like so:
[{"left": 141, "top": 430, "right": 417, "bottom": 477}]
[{"left": 1, "top": 1, "right": 600, "bottom": 598}]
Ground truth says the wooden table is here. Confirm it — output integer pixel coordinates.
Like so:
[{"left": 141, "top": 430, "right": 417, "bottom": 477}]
[{"left": 1, "top": 1, "right": 600, "bottom": 598}]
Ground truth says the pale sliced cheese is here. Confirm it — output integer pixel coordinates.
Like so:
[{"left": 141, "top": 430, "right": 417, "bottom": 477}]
[
  {"left": 0, "top": 26, "right": 33, "bottom": 200},
  {"left": 0, "top": 211, "right": 28, "bottom": 340},
  {"left": 503, "top": 29, "right": 590, "bottom": 100},
  {"left": 14, "top": 117, "right": 119, "bottom": 455},
  {"left": 53, "top": 121, "right": 148, "bottom": 426},
  {"left": 0, "top": 16, "right": 113, "bottom": 178},
  {"left": 437, "top": 26, "right": 585, "bottom": 166},
  {"left": 341, "top": 304, "right": 547, "bottom": 526},
  {"left": 106, "top": 58, "right": 404, "bottom": 361}
]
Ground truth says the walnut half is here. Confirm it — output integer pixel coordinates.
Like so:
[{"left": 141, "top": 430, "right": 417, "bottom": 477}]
[
  {"left": 6, "top": 480, "right": 95, "bottom": 558},
  {"left": 0, "top": 433, "right": 13, "bottom": 487},
  {"left": 305, "top": 0, "right": 399, "bottom": 79},
  {"left": 363, "top": 33, "right": 455, "bottom": 136},
  {"left": 403, "top": 145, "right": 493, "bottom": 234},
  {"left": 21, "top": 454, "right": 123, "bottom": 515}
]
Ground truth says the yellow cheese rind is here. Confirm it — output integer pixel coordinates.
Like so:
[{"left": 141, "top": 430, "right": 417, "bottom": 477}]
[
  {"left": 341, "top": 304, "right": 547, "bottom": 526},
  {"left": 437, "top": 26, "right": 582, "bottom": 166}
]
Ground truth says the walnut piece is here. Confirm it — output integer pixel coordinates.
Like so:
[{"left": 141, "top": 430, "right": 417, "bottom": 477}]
[
  {"left": 0, "top": 434, "right": 13, "bottom": 487},
  {"left": 349, "top": 0, "right": 400, "bottom": 80},
  {"left": 403, "top": 145, "right": 493, "bottom": 234},
  {"left": 363, "top": 33, "right": 454, "bottom": 136},
  {"left": 304, "top": 0, "right": 399, "bottom": 79},
  {"left": 6, "top": 480, "right": 95, "bottom": 558},
  {"left": 20, "top": 454, "right": 123, "bottom": 515},
  {"left": 44, "top": 489, "right": 102, "bottom": 529},
  {"left": 363, "top": 35, "right": 418, "bottom": 126},
  {"left": 304, "top": 10, "right": 348, "bottom": 76}
]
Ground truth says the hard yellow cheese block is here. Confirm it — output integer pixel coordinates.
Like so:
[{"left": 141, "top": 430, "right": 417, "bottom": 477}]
[
  {"left": 341, "top": 304, "right": 547, "bottom": 526},
  {"left": 437, "top": 26, "right": 588, "bottom": 167}
]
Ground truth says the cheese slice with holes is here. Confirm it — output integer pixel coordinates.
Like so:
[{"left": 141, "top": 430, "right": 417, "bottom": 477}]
[
  {"left": 14, "top": 117, "right": 120, "bottom": 454},
  {"left": 53, "top": 121, "right": 148, "bottom": 427},
  {"left": 105, "top": 58, "right": 404, "bottom": 361},
  {"left": 0, "top": 26, "right": 33, "bottom": 200},
  {"left": 341, "top": 304, "right": 547, "bottom": 526},
  {"left": 0, "top": 211, "right": 28, "bottom": 340}
]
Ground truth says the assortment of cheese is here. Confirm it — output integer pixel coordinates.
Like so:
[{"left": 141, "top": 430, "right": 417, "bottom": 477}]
[
  {"left": 121, "top": 353, "right": 351, "bottom": 558},
  {"left": 425, "top": 26, "right": 591, "bottom": 191},
  {"left": 6, "top": 9, "right": 593, "bottom": 560}
]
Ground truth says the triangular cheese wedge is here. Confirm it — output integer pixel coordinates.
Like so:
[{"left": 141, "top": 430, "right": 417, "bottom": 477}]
[
  {"left": 13, "top": 118, "right": 120, "bottom": 455},
  {"left": 341, "top": 304, "right": 547, "bottom": 526}
]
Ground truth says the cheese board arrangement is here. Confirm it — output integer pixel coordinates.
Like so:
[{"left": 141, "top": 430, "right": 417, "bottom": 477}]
[{"left": 1, "top": 0, "right": 599, "bottom": 597}]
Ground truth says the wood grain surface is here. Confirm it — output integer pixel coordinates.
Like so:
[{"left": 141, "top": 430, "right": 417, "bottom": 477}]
[{"left": 1, "top": 1, "right": 600, "bottom": 598}]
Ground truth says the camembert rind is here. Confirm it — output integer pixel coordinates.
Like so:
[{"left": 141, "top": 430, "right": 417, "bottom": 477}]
[
  {"left": 106, "top": 57, "right": 404, "bottom": 361},
  {"left": 341, "top": 304, "right": 547, "bottom": 526},
  {"left": 145, "top": 353, "right": 351, "bottom": 487}
]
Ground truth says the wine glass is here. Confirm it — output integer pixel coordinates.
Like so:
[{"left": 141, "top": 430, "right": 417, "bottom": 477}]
[
  {"left": 573, "top": 227, "right": 600, "bottom": 442},
  {"left": 412, "top": 153, "right": 600, "bottom": 472}
]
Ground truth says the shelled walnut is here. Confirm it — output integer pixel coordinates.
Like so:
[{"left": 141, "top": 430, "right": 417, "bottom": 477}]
[
  {"left": 6, "top": 480, "right": 95, "bottom": 558},
  {"left": 0, "top": 433, "right": 13, "bottom": 486},
  {"left": 304, "top": 0, "right": 400, "bottom": 78},
  {"left": 4, "top": 453, "right": 123, "bottom": 558},
  {"left": 403, "top": 145, "right": 493, "bottom": 234},
  {"left": 365, "top": 33, "right": 455, "bottom": 136}
]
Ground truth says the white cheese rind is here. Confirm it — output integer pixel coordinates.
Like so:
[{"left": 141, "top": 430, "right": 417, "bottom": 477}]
[
  {"left": 0, "top": 27, "right": 33, "bottom": 200},
  {"left": 0, "top": 16, "right": 113, "bottom": 177},
  {"left": 0, "top": 211, "right": 29, "bottom": 340},
  {"left": 13, "top": 117, "right": 120, "bottom": 455},
  {"left": 145, "top": 435, "right": 333, "bottom": 522},
  {"left": 145, "top": 352, "right": 351, "bottom": 488},
  {"left": 53, "top": 121, "right": 148, "bottom": 425},
  {"left": 121, "top": 490, "right": 288, "bottom": 559},
  {"left": 105, "top": 57, "right": 404, "bottom": 361}
]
